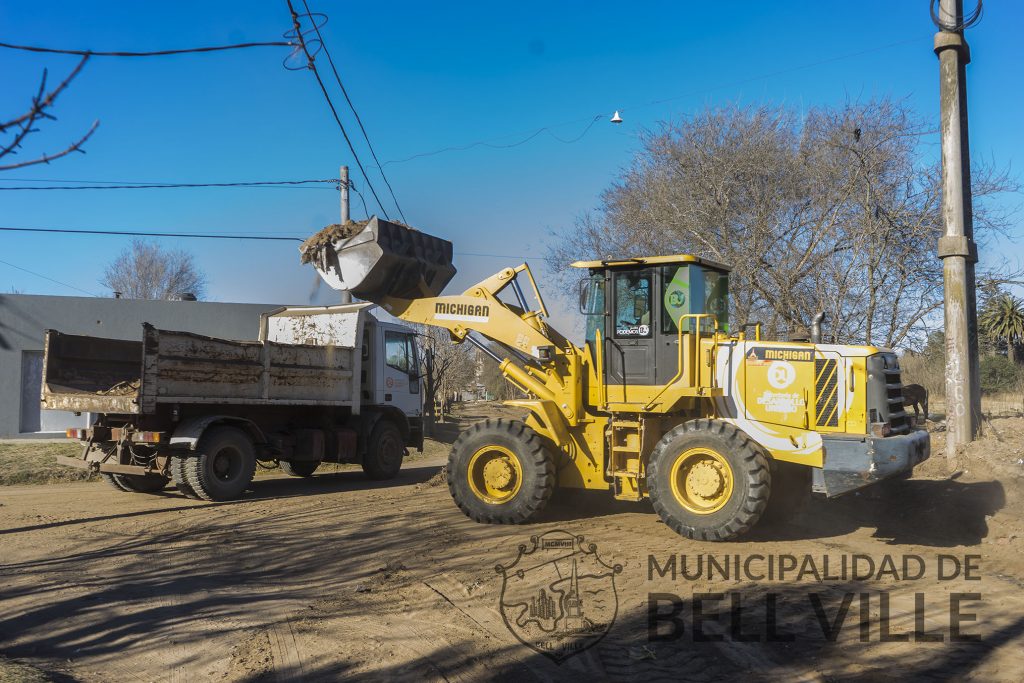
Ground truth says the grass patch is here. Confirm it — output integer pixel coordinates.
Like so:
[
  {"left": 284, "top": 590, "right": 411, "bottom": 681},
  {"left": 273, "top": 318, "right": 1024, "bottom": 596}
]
[
  {"left": 0, "top": 656, "right": 51, "bottom": 683},
  {"left": 0, "top": 441, "right": 97, "bottom": 486}
]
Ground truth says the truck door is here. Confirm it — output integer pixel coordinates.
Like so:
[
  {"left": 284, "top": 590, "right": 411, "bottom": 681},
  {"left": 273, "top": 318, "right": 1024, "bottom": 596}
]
[
  {"left": 606, "top": 269, "right": 657, "bottom": 387},
  {"left": 382, "top": 329, "right": 420, "bottom": 414}
]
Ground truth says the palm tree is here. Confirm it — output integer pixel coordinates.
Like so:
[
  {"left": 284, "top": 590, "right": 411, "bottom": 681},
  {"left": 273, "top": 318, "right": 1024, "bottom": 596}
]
[{"left": 980, "top": 293, "right": 1024, "bottom": 363}]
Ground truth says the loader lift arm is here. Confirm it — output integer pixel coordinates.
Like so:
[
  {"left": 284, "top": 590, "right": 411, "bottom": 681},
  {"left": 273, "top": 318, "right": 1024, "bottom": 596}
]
[{"left": 377, "top": 262, "right": 589, "bottom": 429}]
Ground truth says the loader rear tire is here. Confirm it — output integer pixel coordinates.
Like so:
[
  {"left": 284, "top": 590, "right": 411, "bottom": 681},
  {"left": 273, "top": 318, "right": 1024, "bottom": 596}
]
[
  {"left": 171, "top": 455, "right": 200, "bottom": 499},
  {"left": 448, "top": 418, "right": 555, "bottom": 525},
  {"left": 113, "top": 473, "right": 169, "bottom": 493},
  {"left": 281, "top": 460, "right": 319, "bottom": 477},
  {"left": 184, "top": 427, "right": 256, "bottom": 501},
  {"left": 648, "top": 419, "right": 770, "bottom": 541}
]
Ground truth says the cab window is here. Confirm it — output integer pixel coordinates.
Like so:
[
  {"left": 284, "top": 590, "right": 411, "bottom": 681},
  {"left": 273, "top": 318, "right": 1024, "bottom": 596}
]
[
  {"left": 661, "top": 265, "right": 690, "bottom": 334},
  {"left": 385, "top": 331, "right": 411, "bottom": 373},
  {"left": 582, "top": 273, "right": 605, "bottom": 344},
  {"left": 613, "top": 271, "right": 652, "bottom": 338},
  {"left": 704, "top": 270, "right": 729, "bottom": 332}
]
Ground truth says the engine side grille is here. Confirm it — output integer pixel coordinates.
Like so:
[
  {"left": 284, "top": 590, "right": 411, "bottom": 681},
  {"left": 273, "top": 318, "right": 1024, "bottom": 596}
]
[
  {"left": 885, "top": 368, "right": 910, "bottom": 434},
  {"left": 815, "top": 358, "right": 839, "bottom": 427}
]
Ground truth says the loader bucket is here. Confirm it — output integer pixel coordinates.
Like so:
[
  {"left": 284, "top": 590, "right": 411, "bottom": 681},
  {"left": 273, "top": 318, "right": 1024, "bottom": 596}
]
[{"left": 300, "top": 217, "right": 456, "bottom": 301}]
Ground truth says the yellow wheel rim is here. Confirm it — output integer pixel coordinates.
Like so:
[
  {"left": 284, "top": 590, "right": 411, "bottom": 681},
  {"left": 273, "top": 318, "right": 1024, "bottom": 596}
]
[
  {"left": 669, "top": 447, "right": 734, "bottom": 515},
  {"left": 467, "top": 445, "right": 523, "bottom": 504}
]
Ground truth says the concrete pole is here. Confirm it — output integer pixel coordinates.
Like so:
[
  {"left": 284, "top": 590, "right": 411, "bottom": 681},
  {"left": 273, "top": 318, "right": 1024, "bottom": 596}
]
[
  {"left": 934, "top": 0, "right": 981, "bottom": 459},
  {"left": 339, "top": 165, "right": 352, "bottom": 304},
  {"left": 340, "top": 165, "right": 350, "bottom": 224}
]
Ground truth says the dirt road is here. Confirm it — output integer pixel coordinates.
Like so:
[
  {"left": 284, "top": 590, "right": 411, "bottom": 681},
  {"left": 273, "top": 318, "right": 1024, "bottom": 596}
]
[{"left": 2, "top": 418, "right": 1023, "bottom": 681}]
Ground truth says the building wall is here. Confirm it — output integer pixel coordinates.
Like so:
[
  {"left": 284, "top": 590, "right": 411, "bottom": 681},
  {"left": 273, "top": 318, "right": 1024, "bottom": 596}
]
[{"left": 0, "top": 294, "right": 286, "bottom": 437}]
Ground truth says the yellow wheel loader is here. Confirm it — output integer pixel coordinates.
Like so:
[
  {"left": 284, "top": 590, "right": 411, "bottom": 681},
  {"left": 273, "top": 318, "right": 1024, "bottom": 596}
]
[{"left": 302, "top": 218, "right": 930, "bottom": 541}]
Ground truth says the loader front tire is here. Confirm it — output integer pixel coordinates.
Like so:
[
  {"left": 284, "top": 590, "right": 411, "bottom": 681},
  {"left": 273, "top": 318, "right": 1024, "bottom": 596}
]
[
  {"left": 448, "top": 419, "right": 555, "bottom": 525},
  {"left": 648, "top": 419, "right": 770, "bottom": 541},
  {"left": 184, "top": 427, "right": 256, "bottom": 501}
]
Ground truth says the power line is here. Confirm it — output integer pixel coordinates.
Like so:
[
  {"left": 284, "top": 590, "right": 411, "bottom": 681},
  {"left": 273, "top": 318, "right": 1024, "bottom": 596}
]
[
  {"left": 1, "top": 225, "right": 536, "bottom": 260},
  {"left": 0, "top": 258, "right": 99, "bottom": 296},
  {"left": 284, "top": 2, "right": 391, "bottom": 221},
  {"left": 0, "top": 178, "right": 341, "bottom": 191},
  {"left": 383, "top": 37, "right": 923, "bottom": 166},
  {"left": 299, "top": 0, "right": 407, "bottom": 224},
  {"left": 0, "top": 226, "right": 303, "bottom": 241},
  {"left": 0, "top": 40, "right": 293, "bottom": 58}
]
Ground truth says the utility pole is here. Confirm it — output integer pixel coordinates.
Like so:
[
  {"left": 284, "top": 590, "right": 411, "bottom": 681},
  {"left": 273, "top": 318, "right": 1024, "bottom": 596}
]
[
  {"left": 340, "top": 165, "right": 350, "bottom": 224},
  {"left": 339, "top": 165, "right": 352, "bottom": 304},
  {"left": 934, "top": 0, "right": 981, "bottom": 459}
]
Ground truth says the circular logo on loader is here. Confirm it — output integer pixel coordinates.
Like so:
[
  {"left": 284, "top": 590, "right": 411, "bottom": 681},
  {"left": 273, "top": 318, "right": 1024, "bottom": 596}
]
[
  {"left": 496, "top": 529, "right": 621, "bottom": 663},
  {"left": 767, "top": 360, "right": 797, "bottom": 389}
]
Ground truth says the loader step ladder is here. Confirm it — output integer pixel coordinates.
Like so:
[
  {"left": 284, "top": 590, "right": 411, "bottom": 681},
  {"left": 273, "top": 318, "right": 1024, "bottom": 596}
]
[{"left": 608, "top": 414, "right": 643, "bottom": 501}]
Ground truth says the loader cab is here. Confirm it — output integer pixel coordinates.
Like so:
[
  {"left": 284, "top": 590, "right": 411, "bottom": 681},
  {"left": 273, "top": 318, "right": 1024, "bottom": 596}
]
[{"left": 574, "top": 256, "right": 731, "bottom": 388}]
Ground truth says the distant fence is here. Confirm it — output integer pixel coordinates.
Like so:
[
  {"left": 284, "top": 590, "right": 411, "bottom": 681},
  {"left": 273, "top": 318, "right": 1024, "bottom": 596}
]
[{"left": 928, "top": 393, "right": 1024, "bottom": 419}]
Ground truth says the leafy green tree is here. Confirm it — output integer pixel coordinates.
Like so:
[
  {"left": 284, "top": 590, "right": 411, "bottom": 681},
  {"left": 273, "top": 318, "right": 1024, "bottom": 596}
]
[
  {"left": 979, "top": 293, "right": 1024, "bottom": 363},
  {"left": 979, "top": 355, "right": 1023, "bottom": 394}
]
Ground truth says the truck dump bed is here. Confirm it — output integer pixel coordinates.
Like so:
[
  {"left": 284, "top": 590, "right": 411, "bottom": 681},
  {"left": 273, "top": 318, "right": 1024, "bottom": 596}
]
[{"left": 41, "top": 304, "right": 369, "bottom": 416}]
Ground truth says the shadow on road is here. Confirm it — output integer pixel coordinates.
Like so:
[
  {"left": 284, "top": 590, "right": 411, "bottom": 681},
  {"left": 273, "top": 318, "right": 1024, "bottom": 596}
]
[
  {"left": 0, "top": 463, "right": 444, "bottom": 537},
  {"left": 746, "top": 476, "right": 1006, "bottom": 547}
]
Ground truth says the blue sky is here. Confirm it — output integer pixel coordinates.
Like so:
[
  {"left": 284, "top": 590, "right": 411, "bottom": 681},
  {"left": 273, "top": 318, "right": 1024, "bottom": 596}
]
[{"left": 2, "top": 1, "right": 1021, "bottom": 337}]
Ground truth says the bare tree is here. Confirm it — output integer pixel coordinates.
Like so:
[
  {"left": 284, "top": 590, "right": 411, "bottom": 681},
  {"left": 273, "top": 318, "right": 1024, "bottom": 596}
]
[
  {"left": 0, "top": 56, "right": 99, "bottom": 171},
  {"left": 101, "top": 240, "right": 207, "bottom": 300},
  {"left": 417, "top": 325, "right": 476, "bottom": 422},
  {"left": 550, "top": 99, "right": 1018, "bottom": 349}
]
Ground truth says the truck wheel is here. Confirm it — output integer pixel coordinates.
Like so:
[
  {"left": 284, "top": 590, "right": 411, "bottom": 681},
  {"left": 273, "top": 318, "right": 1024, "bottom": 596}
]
[
  {"left": 760, "top": 460, "right": 812, "bottom": 526},
  {"left": 184, "top": 427, "right": 256, "bottom": 501},
  {"left": 170, "top": 455, "right": 201, "bottom": 498},
  {"left": 448, "top": 419, "right": 555, "bottom": 524},
  {"left": 101, "top": 472, "right": 130, "bottom": 492},
  {"left": 281, "top": 460, "right": 319, "bottom": 477},
  {"left": 362, "top": 420, "right": 405, "bottom": 480},
  {"left": 648, "top": 420, "right": 770, "bottom": 541},
  {"left": 113, "top": 473, "right": 169, "bottom": 493}
]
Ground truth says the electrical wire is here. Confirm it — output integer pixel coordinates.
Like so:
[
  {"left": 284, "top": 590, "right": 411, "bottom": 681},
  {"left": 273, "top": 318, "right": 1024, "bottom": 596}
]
[
  {"left": 383, "top": 37, "right": 924, "bottom": 166},
  {"left": 0, "top": 179, "right": 341, "bottom": 191},
  {"left": 0, "top": 40, "right": 294, "bottom": 57},
  {"left": 930, "top": 0, "right": 983, "bottom": 31},
  {"left": 0, "top": 258, "right": 99, "bottom": 296},
  {"left": 299, "top": 0, "right": 407, "bottom": 224},
  {"left": 1, "top": 225, "right": 536, "bottom": 260},
  {"left": 0, "top": 226, "right": 303, "bottom": 241},
  {"left": 284, "top": 2, "right": 391, "bottom": 221}
]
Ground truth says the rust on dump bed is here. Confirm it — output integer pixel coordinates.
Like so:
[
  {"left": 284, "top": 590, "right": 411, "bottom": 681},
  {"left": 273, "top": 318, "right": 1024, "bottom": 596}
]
[{"left": 299, "top": 221, "right": 369, "bottom": 264}]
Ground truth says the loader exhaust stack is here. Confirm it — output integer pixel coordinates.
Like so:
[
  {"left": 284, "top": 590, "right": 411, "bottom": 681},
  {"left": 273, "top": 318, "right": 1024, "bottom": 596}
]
[{"left": 300, "top": 217, "right": 456, "bottom": 302}]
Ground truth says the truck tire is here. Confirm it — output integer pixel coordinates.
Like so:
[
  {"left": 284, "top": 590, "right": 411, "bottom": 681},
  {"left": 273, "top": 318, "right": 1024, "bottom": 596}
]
[
  {"left": 112, "top": 473, "right": 169, "bottom": 493},
  {"left": 448, "top": 419, "right": 555, "bottom": 525},
  {"left": 170, "top": 455, "right": 200, "bottom": 499},
  {"left": 184, "top": 426, "right": 256, "bottom": 501},
  {"left": 361, "top": 420, "right": 405, "bottom": 480},
  {"left": 760, "top": 460, "right": 812, "bottom": 527},
  {"left": 648, "top": 419, "right": 770, "bottom": 541},
  {"left": 281, "top": 460, "right": 319, "bottom": 477},
  {"left": 101, "top": 472, "right": 130, "bottom": 492}
]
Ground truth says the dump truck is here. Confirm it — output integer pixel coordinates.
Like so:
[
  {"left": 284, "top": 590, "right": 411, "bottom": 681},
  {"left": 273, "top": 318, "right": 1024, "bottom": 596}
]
[
  {"left": 301, "top": 217, "right": 930, "bottom": 541},
  {"left": 42, "top": 303, "right": 423, "bottom": 500}
]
